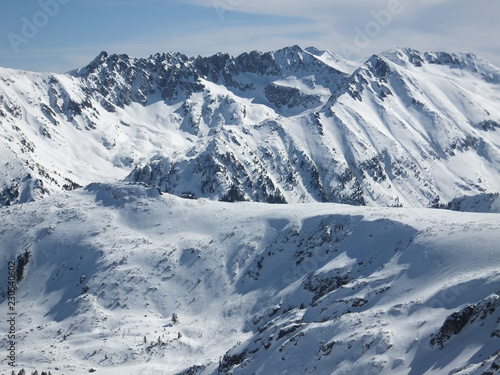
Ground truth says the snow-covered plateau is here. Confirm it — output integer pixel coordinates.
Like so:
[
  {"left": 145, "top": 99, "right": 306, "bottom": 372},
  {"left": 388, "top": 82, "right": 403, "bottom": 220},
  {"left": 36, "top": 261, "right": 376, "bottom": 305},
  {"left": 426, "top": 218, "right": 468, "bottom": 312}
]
[{"left": 0, "top": 46, "right": 499, "bottom": 374}]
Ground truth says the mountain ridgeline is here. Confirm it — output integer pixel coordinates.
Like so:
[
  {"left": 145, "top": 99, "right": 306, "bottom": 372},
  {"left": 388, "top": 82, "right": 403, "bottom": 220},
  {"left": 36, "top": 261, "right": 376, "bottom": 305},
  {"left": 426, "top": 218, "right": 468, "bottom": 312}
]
[{"left": 0, "top": 46, "right": 499, "bottom": 207}]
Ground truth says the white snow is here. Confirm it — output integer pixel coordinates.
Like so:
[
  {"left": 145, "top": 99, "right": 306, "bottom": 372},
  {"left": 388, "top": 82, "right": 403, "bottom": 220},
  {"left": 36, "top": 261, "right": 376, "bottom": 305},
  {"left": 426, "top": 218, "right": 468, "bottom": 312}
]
[{"left": 0, "top": 183, "right": 498, "bottom": 374}]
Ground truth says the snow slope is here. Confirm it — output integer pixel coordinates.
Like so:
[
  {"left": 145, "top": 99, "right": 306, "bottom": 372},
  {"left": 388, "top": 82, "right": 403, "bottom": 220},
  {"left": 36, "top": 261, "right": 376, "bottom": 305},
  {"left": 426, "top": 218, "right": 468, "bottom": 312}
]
[
  {"left": 0, "top": 46, "right": 499, "bottom": 207},
  {"left": 0, "top": 182, "right": 499, "bottom": 374}
]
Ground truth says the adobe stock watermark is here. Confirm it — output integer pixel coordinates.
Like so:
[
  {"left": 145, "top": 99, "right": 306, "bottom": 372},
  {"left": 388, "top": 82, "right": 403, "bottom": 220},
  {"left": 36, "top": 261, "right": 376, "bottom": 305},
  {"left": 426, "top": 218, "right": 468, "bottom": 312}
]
[
  {"left": 6, "top": 260, "right": 17, "bottom": 367},
  {"left": 212, "top": 0, "right": 244, "bottom": 21},
  {"left": 339, "top": 0, "right": 413, "bottom": 58},
  {"left": 8, "top": 0, "right": 72, "bottom": 54}
]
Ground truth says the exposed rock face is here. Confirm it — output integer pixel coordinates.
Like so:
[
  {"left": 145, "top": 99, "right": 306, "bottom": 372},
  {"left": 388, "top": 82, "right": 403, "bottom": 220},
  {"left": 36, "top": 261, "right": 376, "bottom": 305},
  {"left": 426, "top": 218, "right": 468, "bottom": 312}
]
[{"left": 431, "top": 294, "right": 500, "bottom": 348}]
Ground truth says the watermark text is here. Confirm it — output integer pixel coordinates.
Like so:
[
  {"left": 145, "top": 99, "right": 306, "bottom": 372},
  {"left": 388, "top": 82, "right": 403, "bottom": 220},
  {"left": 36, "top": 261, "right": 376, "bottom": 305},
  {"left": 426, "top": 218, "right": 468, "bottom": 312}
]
[
  {"left": 6, "top": 261, "right": 17, "bottom": 367},
  {"left": 8, "top": 0, "right": 72, "bottom": 54}
]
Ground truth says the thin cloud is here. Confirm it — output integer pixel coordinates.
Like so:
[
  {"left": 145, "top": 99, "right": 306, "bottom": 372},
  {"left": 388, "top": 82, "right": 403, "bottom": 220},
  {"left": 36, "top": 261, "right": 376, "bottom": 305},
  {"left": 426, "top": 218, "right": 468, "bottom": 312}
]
[{"left": 172, "top": 0, "right": 500, "bottom": 66}]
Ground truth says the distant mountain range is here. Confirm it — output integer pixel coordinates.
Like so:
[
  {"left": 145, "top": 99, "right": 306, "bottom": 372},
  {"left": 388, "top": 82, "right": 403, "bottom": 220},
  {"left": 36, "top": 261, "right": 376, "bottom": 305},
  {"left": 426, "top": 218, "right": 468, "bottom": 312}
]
[{"left": 1, "top": 46, "right": 499, "bottom": 208}]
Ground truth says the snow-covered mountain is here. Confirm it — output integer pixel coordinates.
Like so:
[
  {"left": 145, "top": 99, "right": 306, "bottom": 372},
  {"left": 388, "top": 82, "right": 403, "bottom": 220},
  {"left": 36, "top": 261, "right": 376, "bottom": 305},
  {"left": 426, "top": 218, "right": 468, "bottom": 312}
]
[
  {"left": 1, "top": 47, "right": 500, "bottom": 374},
  {"left": 1, "top": 46, "right": 499, "bottom": 207},
  {"left": 0, "top": 182, "right": 499, "bottom": 374}
]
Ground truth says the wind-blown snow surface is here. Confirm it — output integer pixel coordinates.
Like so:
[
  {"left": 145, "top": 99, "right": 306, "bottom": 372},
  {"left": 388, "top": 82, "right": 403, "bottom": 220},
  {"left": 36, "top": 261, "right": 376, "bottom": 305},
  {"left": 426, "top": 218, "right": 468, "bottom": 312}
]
[
  {"left": 0, "top": 183, "right": 499, "bottom": 374},
  {"left": 1, "top": 46, "right": 499, "bottom": 207}
]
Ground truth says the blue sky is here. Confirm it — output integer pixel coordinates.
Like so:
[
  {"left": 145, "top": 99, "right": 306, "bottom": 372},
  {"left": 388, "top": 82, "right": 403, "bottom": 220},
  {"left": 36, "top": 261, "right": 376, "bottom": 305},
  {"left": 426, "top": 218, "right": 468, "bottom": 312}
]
[{"left": 1, "top": 0, "right": 499, "bottom": 73}]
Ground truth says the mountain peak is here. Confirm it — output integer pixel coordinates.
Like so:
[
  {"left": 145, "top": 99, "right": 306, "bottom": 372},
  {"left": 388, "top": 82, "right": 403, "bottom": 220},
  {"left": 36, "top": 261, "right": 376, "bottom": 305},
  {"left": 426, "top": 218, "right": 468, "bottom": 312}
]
[
  {"left": 75, "top": 51, "right": 136, "bottom": 77},
  {"left": 96, "top": 50, "right": 109, "bottom": 61},
  {"left": 72, "top": 51, "right": 108, "bottom": 76},
  {"left": 276, "top": 44, "right": 305, "bottom": 54},
  {"left": 380, "top": 48, "right": 500, "bottom": 79},
  {"left": 305, "top": 46, "right": 326, "bottom": 55},
  {"left": 380, "top": 47, "right": 426, "bottom": 67}
]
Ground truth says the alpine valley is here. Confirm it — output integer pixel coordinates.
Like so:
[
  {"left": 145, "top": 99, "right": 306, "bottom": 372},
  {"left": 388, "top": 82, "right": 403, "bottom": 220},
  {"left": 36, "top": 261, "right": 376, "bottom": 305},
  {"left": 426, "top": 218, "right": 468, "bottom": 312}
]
[{"left": 0, "top": 46, "right": 499, "bottom": 374}]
